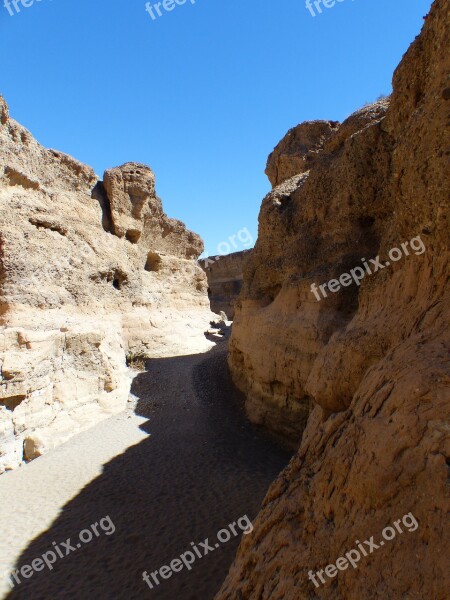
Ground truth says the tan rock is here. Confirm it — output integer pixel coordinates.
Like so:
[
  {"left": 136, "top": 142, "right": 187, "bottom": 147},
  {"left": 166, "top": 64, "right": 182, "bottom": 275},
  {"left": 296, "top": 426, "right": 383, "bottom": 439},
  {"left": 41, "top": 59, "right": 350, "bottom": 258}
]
[
  {"left": 228, "top": 99, "right": 395, "bottom": 445},
  {"left": 219, "top": 1, "right": 450, "bottom": 598},
  {"left": 265, "top": 120, "right": 339, "bottom": 187},
  {"left": 199, "top": 250, "right": 251, "bottom": 319},
  {"left": 0, "top": 104, "right": 215, "bottom": 473},
  {"left": 103, "top": 162, "right": 156, "bottom": 242}
]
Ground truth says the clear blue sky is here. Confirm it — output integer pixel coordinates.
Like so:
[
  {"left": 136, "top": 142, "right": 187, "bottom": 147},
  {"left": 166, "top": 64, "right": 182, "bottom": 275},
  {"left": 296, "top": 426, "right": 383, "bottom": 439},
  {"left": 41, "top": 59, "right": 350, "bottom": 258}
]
[{"left": 0, "top": 0, "right": 432, "bottom": 257}]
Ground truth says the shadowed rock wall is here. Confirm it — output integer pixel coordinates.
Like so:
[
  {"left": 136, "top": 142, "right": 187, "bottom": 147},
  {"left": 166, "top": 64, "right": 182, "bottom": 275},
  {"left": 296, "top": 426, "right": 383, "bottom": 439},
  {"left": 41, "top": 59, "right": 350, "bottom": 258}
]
[
  {"left": 199, "top": 250, "right": 251, "bottom": 319},
  {"left": 218, "top": 1, "right": 449, "bottom": 598}
]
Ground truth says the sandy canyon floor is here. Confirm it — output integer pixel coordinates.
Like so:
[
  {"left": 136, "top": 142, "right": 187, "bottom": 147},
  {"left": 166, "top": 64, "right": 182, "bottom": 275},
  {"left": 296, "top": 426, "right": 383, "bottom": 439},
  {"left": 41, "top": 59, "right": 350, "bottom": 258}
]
[{"left": 0, "top": 332, "right": 291, "bottom": 600}]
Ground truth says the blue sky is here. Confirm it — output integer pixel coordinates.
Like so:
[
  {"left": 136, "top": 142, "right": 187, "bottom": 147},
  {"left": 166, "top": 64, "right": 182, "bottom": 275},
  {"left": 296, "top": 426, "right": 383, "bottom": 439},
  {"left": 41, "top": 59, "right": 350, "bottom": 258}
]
[{"left": 0, "top": 0, "right": 432, "bottom": 257}]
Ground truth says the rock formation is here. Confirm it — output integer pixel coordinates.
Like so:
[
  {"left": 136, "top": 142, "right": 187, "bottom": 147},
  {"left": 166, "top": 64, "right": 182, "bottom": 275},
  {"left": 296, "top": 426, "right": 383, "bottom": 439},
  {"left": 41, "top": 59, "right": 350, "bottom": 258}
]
[
  {"left": 199, "top": 250, "right": 250, "bottom": 319},
  {"left": 227, "top": 96, "right": 395, "bottom": 446},
  {"left": 0, "top": 105, "right": 214, "bottom": 473},
  {"left": 265, "top": 120, "right": 339, "bottom": 188},
  {"left": 218, "top": 0, "right": 449, "bottom": 598}
]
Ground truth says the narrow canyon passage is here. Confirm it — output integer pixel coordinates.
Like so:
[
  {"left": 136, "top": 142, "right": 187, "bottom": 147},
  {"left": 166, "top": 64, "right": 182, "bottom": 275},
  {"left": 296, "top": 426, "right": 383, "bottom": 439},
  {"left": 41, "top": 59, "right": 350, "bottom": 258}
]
[{"left": 3, "top": 337, "right": 291, "bottom": 600}]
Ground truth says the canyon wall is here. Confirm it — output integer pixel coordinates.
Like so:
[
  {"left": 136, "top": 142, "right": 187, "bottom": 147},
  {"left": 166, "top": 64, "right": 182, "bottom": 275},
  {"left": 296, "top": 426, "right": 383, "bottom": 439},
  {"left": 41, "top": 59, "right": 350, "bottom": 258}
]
[
  {"left": 228, "top": 97, "right": 393, "bottom": 446},
  {"left": 199, "top": 250, "right": 250, "bottom": 319},
  {"left": 0, "top": 102, "right": 214, "bottom": 472},
  {"left": 219, "top": 0, "right": 449, "bottom": 598}
]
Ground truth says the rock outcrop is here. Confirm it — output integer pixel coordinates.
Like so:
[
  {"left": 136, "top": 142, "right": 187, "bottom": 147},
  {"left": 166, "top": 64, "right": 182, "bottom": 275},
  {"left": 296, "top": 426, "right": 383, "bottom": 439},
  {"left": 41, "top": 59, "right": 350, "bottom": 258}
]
[
  {"left": 0, "top": 108, "right": 214, "bottom": 472},
  {"left": 199, "top": 250, "right": 250, "bottom": 319},
  {"left": 219, "top": 1, "right": 449, "bottom": 598},
  {"left": 265, "top": 120, "right": 339, "bottom": 187},
  {"left": 227, "top": 95, "right": 394, "bottom": 446}
]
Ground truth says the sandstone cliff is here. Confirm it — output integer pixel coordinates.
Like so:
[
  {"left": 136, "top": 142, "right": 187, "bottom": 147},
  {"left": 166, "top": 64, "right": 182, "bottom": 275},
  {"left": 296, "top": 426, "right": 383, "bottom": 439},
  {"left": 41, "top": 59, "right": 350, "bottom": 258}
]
[
  {"left": 228, "top": 96, "right": 395, "bottom": 446},
  {"left": 219, "top": 0, "right": 449, "bottom": 598},
  {"left": 0, "top": 104, "right": 214, "bottom": 472},
  {"left": 199, "top": 250, "right": 250, "bottom": 319}
]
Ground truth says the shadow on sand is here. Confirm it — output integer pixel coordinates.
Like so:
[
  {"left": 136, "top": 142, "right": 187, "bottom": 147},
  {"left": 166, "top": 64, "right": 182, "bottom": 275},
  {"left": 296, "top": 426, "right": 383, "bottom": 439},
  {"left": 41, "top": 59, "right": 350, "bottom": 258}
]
[{"left": 4, "top": 346, "right": 292, "bottom": 600}]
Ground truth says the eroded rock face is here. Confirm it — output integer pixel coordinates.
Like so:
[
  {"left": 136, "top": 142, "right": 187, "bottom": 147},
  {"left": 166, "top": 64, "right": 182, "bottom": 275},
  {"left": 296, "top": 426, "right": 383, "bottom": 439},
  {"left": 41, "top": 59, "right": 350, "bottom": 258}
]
[
  {"left": 219, "top": 1, "right": 449, "bottom": 598},
  {"left": 229, "top": 98, "right": 393, "bottom": 446},
  {"left": 265, "top": 120, "right": 339, "bottom": 187},
  {"left": 103, "top": 163, "right": 156, "bottom": 242},
  {"left": 199, "top": 250, "right": 251, "bottom": 319},
  {"left": 0, "top": 110, "right": 214, "bottom": 472}
]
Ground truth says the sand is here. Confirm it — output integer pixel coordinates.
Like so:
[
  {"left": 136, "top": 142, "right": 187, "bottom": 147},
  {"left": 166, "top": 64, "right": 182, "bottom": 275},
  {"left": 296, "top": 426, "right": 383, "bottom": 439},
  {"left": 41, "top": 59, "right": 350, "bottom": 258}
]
[{"left": 0, "top": 332, "right": 291, "bottom": 599}]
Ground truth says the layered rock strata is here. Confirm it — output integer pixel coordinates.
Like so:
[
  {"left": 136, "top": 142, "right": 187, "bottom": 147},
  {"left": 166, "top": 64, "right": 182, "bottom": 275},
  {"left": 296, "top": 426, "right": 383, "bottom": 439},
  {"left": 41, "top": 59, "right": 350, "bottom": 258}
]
[
  {"left": 0, "top": 104, "right": 214, "bottom": 472},
  {"left": 199, "top": 250, "right": 250, "bottom": 319},
  {"left": 219, "top": 1, "right": 449, "bottom": 598}
]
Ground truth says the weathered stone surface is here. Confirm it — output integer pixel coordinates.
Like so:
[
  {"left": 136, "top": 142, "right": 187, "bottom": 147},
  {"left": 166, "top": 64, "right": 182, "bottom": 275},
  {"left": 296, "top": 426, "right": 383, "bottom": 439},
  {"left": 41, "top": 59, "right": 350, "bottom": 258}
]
[
  {"left": 103, "top": 162, "right": 156, "bottom": 242},
  {"left": 102, "top": 163, "right": 203, "bottom": 258},
  {"left": 265, "top": 120, "right": 339, "bottom": 187},
  {"left": 0, "top": 108, "right": 214, "bottom": 472},
  {"left": 199, "top": 250, "right": 251, "bottom": 319},
  {"left": 0, "top": 97, "right": 9, "bottom": 126},
  {"left": 228, "top": 98, "right": 394, "bottom": 446},
  {"left": 218, "top": 1, "right": 449, "bottom": 598}
]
